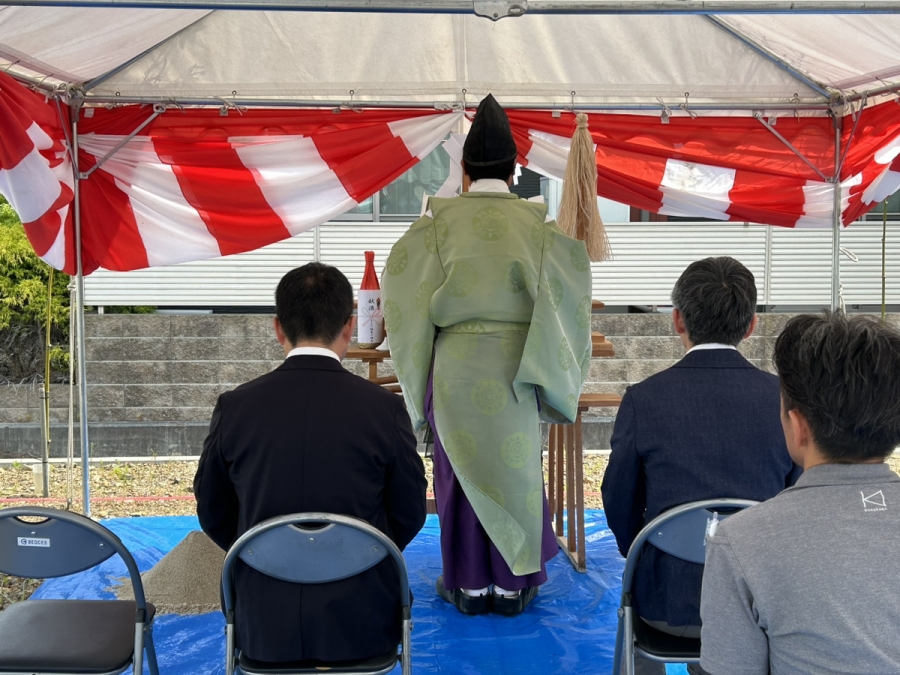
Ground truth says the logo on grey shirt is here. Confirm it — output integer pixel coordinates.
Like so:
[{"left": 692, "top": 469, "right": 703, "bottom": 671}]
[{"left": 861, "top": 490, "right": 887, "bottom": 512}]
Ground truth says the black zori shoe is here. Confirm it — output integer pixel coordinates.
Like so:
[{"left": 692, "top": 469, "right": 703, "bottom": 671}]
[
  {"left": 491, "top": 586, "right": 538, "bottom": 616},
  {"left": 435, "top": 575, "right": 491, "bottom": 615}
]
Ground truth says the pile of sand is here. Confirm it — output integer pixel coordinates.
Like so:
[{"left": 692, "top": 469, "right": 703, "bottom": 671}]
[{"left": 114, "top": 530, "right": 224, "bottom": 615}]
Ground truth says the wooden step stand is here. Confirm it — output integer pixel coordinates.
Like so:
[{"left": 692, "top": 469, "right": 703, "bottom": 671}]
[
  {"left": 548, "top": 302, "right": 622, "bottom": 572},
  {"left": 344, "top": 347, "right": 401, "bottom": 393}
]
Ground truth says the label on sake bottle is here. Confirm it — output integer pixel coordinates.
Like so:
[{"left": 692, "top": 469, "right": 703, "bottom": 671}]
[{"left": 358, "top": 290, "right": 384, "bottom": 348}]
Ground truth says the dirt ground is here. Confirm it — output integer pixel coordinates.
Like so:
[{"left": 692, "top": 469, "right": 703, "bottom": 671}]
[{"left": 1, "top": 456, "right": 898, "bottom": 611}]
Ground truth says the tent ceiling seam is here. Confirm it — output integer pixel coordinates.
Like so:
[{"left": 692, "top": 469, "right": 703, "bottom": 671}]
[
  {"left": 703, "top": 15, "right": 833, "bottom": 101},
  {"left": 82, "top": 10, "right": 215, "bottom": 92}
]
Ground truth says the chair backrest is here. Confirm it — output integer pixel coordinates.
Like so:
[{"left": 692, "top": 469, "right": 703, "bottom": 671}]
[
  {"left": 0, "top": 506, "right": 150, "bottom": 608},
  {"left": 620, "top": 498, "right": 758, "bottom": 594},
  {"left": 221, "top": 512, "right": 410, "bottom": 614}
]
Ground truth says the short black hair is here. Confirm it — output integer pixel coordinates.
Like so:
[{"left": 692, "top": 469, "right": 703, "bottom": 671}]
[
  {"left": 275, "top": 263, "right": 353, "bottom": 346},
  {"left": 464, "top": 158, "right": 516, "bottom": 183},
  {"left": 671, "top": 256, "right": 756, "bottom": 345},
  {"left": 774, "top": 311, "right": 900, "bottom": 462}
]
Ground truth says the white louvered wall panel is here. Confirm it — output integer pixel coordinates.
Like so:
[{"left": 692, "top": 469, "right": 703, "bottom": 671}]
[
  {"left": 85, "top": 220, "right": 900, "bottom": 308},
  {"left": 591, "top": 223, "right": 769, "bottom": 306},
  {"left": 319, "top": 223, "right": 411, "bottom": 290},
  {"left": 84, "top": 230, "right": 316, "bottom": 306},
  {"left": 768, "top": 223, "right": 900, "bottom": 307}
]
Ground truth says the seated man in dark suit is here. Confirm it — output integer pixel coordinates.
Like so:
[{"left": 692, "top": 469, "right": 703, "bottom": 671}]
[
  {"left": 600, "top": 256, "right": 800, "bottom": 675},
  {"left": 194, "top": 262, "right": 427, "bottom": 665}
]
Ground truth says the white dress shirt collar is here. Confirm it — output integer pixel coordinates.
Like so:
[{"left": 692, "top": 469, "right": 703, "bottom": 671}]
[
  {"left": 468, "top": 179, "right": 512, "bottom": 193},
  {"left": 686, "top": 343, "right": 738, "bottom": 355},
  {"left": 286, "top": 346, "right": 341, "bottom": 362}
]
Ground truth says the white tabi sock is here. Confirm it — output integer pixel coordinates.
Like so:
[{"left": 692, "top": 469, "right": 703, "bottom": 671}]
[
  {"left": 461, "top": 586, "right": 490, "bottom": 597},
  {"left": 493, "top": 585, "right": 521, "bottom": 598}
]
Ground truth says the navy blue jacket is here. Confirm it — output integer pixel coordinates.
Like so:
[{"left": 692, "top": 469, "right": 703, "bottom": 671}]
[
  {"left": 600, "top": 347, "right": 800, "bottom": 627},
  {"left": 195, "top": 355, "right": 427, "bottom": 663}
]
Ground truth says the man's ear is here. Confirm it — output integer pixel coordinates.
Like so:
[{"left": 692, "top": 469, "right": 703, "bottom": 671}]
[
  {"left": 787, "top": 407, "right": 812, "bottom": 450},
  {"left": 343, "top": 316, "right": 356, "bottom": 342},
  {"left": 273, "top": 317, "right": 287, "bottom": 347},
  {"left": 743, "top": 314, "right": 759, "bottom": 340},
  {"left": 672, "top": 308, "right": 687, "bottom": 336}
]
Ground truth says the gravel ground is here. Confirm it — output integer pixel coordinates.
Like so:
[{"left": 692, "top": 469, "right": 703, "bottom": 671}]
[{"left": 2, "top": 456, "right": 898, "bottom": 611}]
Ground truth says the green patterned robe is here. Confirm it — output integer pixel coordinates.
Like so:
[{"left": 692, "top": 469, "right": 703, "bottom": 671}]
[{"left": 382, "top": 192, "right": 592, "bottom": 575}]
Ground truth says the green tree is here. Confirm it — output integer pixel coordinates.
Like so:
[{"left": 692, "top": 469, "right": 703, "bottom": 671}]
[{"left": 0, "top": 196, "right": 70, "bottom": 381}]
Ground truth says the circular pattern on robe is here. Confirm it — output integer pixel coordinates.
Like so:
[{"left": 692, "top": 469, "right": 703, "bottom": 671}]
[
  {"left": 411, "top": 341, "right": 430, "bottom": 371},
  {"left": 505, "top": 262, "right": 533, "bottom": 294},
  {"left": 566, "top": 393, "right": 578, "bottom": 413},
  {"left": 445, "top": 333, "right": 476, "bottom": 360},
  {"left": 415, "top": 281, "right": 437, "bottom": 319},
  {"left": 432, "top": 376, "right": 450, "bottom": 410},
  {"left": 444, "top": 430, "right": 477, "bottom": 467},
  {"left": 570, "top": 242, "right": 590, "bottom": 272},
  {"left": 471, "top": 379, "right": 508, "bottom": 416},
  {"left": 386, "top": 244, "right": 409, "bottom": 276},
  {"left": 500, "top": 432, "right": 531, "bottom": 469},
  {"left": 501, "top": 330, "right": 528, "bottom": 359},
  {"left": 424, "top": 218, "right": 449, "bottom": 254},
  {"left": 472, "top": 207, "right": 509, "bottom": 241},
  {"left": 447, "top": 261, "right": 478, "bottom": 298},
  {"left": 481, "top": 485, "right": 505, "bottom": 509},
  {"left": 548, "top": 277, "right": 564, "bottom": 311},
  {"left": 526, "top": 487, "right": 543, "bottom": 516},
  {"left": 558, "top": 337, "right": 574, "bottom": 371},
  {"left": 532, "top": 223, "right": 556, "bottom": 252},
  {"left": 383, "top": 300, "right": 402, "bottom": 333},
  {"left": 575, "top": 295, "right": 592, "bottom": 329}
]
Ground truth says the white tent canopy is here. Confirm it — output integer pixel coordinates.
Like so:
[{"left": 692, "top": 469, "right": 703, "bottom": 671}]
[
  {"left": 4, "top": 0, "right": 900, "bottom": 515},
  {"left": 3, "top": 6, "right": 900, "bottom": 110}
]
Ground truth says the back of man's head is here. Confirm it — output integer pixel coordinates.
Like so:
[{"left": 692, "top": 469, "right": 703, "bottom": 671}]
[
  {"left": 671, "top": 256, "right": 756, "bottom": 345},
  {"left": 275, "top": 263, "right": 353, "bottom": 347},
  {"left": 775, "top": 311, "right": 900, "bottom": 462}
]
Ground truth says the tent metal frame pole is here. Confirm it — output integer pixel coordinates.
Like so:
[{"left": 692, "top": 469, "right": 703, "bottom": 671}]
[
  {"left": 4, "top": 0, "right": 900, "bottom": 13},
  {"left": 703, "top": 16, "right": 833, "bottom": 99},
  {"left": 71, "top": 109, "right": 92, "bottom": 517},
  {"left": 79, "top": 94, "right": 830, "bottom": 112},
  {"left": 831, "top": 114, "right": 843, "bottom": 312}
]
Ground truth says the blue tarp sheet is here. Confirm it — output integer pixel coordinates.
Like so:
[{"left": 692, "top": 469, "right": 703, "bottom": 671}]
[{"left": 31, "top": 511, "right": 688, "bottom": 675}]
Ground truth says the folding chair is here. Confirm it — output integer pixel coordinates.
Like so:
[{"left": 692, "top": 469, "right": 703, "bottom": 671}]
[
  {"left": 0, "top": 506, "right": 159, "bottom": 675},
  {"left": 222, "top": 512, "right": 411, "bottom": 675},
  {"left": 611, "top": 498, "right": 758, "bottom": 675}
]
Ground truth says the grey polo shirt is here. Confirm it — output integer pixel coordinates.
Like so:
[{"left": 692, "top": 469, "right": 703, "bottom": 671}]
[{"left": 700, "top": 462, "right": 900, "bottom": 675}]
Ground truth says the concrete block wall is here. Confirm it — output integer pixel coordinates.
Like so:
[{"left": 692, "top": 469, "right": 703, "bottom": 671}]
[{"left": 3, "top": 311, "right": 898, "bottom": 458}]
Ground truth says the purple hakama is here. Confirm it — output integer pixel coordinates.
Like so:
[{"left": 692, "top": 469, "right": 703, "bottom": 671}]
[{"left": 426, "top": 370, "right": 558, "bottom": 591}]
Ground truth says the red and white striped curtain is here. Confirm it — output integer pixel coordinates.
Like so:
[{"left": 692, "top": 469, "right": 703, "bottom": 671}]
[
  {"left": 508, "top": 105, "right": 900, "bottom": 229},
  {"left": 4, "top": 70, "right": 900, "bottom": 277}
]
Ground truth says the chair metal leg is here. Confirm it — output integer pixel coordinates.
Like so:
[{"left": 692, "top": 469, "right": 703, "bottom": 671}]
[
  {"left": 623, "top": 607, "right": 635, "bottom": 675},
  {"left": 226, "top": 622, "right": 236, "bottom": 675},
  {"left": 401, "top": 617, "right": 412, "bottom": 675},
  {"left": 611, "top": 608, "right": 625, "bottom": 675},
  {"left": 134, "top": 622, "right": 145, "bottom": 675},
  {"left": 144, "top": 624, "right": 160, "bottom": 675}
]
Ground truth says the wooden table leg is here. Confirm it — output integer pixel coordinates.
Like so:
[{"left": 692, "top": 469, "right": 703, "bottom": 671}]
[
  {"left": 565, "top": 423, "right": 576, "bottom": 555},
  {"left": 548, "top": 425, "right": 557, "bottom": 516},
  {"left": 367, "top": 360, "right": 378, "bottom": 381},
  {"left": 555, "top": 424, "right": 565, "bottom": 539},
  {"left": 574, "top": 411, "right": 586, "bottom": 572}
]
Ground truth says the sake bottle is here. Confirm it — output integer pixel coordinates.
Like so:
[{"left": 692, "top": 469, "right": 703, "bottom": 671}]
[{"left": 357, "top": 251, "right": 384, "bottom": 349}]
